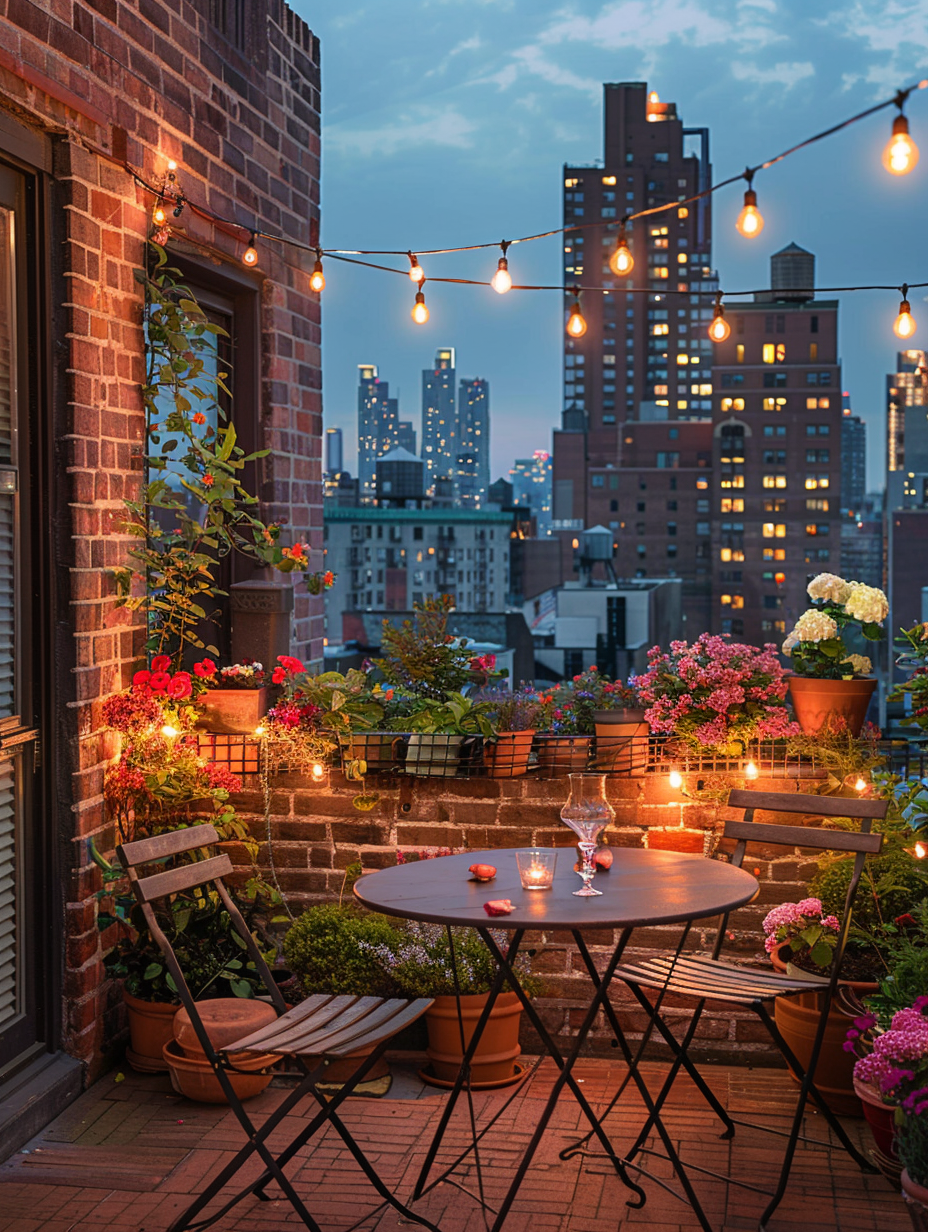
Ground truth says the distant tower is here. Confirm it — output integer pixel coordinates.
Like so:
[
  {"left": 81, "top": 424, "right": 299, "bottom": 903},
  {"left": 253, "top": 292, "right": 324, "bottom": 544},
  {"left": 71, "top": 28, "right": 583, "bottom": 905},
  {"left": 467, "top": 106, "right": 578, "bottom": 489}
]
[
  {"left": 510, "top": 450, "right": 553, "bottom": 536},
  {"left": 396, "top": 420, "right": 417, "bottom": 455},
  {"left": 840, "top": 395, "right": 866, "bottom": 518},
  {"left": 357, "top": 364, "right": 399, "bottom": 501},
  {"left": 325, "top": 426, "right": 343, "bottom": 475},
  {"left": 456, "top": 378, "right": 490, "bottom": 508},
  {"left": 421, "top": 347, "right": 456, "bottom": 493}
]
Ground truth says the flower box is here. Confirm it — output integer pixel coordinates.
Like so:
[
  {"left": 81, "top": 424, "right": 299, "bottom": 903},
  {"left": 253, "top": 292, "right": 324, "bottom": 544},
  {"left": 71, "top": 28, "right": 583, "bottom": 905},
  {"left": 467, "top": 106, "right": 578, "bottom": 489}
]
[{"left": 198, "top": 686, "right": 269, "bottom": 735}]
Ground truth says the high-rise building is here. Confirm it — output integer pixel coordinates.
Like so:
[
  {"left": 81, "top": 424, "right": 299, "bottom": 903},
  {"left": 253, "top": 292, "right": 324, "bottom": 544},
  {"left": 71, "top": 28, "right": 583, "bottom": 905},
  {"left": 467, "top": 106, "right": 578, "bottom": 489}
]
[
  {"left": 357, "top": 364, "right": 399, "bottom": 501},
  {"left": 396, "top": 420, "right": 417, "bottom": 455},
  {"left": 510, "top": 451, "right": 554, "bottom": 537},
  {"left": 421, "top": 347, "right": 457, "bottom": 493},
  {"left": 840, "top": 396, "right": 867, "bottom": 518},
  {"left": 456, "top": 377, "right": 490, "bottom": 508},
  {"left": 709, "top": 244, "right": 842, "bottom": 645},
  {"left": 887, "top": 349, "right": 928, "bottom": 507},
  {"left": 325, "top": 426, "right": 343, "bottom": 476}
]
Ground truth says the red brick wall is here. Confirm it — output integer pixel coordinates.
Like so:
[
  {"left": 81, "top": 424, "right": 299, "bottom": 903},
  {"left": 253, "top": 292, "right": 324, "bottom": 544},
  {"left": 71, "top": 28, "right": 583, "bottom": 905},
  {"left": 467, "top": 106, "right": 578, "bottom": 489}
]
[
  {"left": 230, "top": 768, "right": 829, "bottom": 1066},
  {"left": 0, "top": 0, "right": 321, "bottom": 1075}
]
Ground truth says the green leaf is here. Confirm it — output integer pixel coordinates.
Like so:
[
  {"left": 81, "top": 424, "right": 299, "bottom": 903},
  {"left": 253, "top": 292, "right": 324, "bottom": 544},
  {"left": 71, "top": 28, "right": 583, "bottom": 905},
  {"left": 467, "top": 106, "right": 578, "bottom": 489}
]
[
  {"left": 810, "top": 941, "right": 833, "bottom": 968},
  {"left": 143, "top": 963, "right": 163, "bottom": 981},
  {"left": 229, "top": 979, "right": 252, "bottom": 998}
]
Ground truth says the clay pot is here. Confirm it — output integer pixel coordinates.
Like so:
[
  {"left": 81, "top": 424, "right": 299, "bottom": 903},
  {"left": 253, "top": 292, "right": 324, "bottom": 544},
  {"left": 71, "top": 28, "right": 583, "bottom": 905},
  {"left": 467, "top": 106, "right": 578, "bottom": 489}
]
[
  {"left": 902, "top": 1171, "right": 928, "bottom": 1232},
  {"left": 592, "top": 709, "right": 649, "bottom": 774},
  {"left": 769, "top": 942, "right": 879, "bottom": 994},
  {"left": 199, "top": 686, "right": 270, "bottom": 734},
  {"left": 787, "top": 676, "right": 876, "bottom": 737},
  {"left": 854, "top": 1076, "right": 900, "bottom": 1171},
  {"left": 484, "top": 731, "right": 536, "bottom": 778},
  {"left": 162, "top": 1038, "right": 278, "bottom": 1103},
  {"left": 774, "top": 989, "right": 862, "bottom": 1116},
  {"left": 123, "top": 989, "right": 178, "bottom": 1073},
  {"left": 173, "top": 998, "right": 279, "bottom": 1060},
  {"left": 423, "top": 991, "right": 523, "bottom": 1088},
  {"left": 535, "top": 736, "right": 591, "bottom": 777}
]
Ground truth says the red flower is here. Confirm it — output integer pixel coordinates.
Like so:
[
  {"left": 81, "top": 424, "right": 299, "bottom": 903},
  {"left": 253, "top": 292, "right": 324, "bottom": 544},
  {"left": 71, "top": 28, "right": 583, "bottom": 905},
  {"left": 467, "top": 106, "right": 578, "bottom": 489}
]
[
  {"left": 167, "top": 672, "right": 192, "bottom": 700},
  {"left": 151, "top": 655, "right": 172, "bottom": 673},
  {"left": 202, "top": 474, "right": 214, "bottom": 488},
  {"left": 149, "top": 671, "right": 171, "bottom": 694},
  {"left": 133, "top": 669, "right": 151, "bottom": 687},
  {"left": 193, "top": 659, "right": 216, "bottom": 678},
  {"left": 277, "top": 655, "right": 305, "bottom": 675},
  {"left": 272, "top": 666, "right": 286, "bottom": 684},
  {"left": 192, "top": 412, "right": 206, "bottom": 425}
]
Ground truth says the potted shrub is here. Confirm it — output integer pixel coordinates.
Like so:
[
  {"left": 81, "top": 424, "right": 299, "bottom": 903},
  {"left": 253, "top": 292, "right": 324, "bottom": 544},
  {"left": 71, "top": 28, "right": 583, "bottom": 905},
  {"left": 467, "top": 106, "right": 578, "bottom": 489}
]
[
  {"left": 535, "top": 676, "right": 595, "bottom": 776},
  {"left": 634, "top": 633, "right": 797, "bottom": 756},
  {"left": 782, "top": 573, "right": 887, "bottom": 735},
  {"left": 591, "top": 675, "right": 648, "bottom": 774},
  {"left": 403, "top": 693, "right": 496, "bottom": 777},
  {"left": 378, "top": 595, "right": 485, "bottom": 700},
  {"left": 892, "top": 623, "right": 928, "bottom": 736},
  {"left": 196, "top": 659, "right": 273, "bottom": 733},
  {"left": 480, "top": 688, "right": 542, "bottom": 778}
]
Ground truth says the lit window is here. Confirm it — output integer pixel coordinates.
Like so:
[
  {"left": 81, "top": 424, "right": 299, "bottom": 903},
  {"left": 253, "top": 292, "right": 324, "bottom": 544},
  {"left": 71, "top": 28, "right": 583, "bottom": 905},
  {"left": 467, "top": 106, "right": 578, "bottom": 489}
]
[
  {"left": 763, "top": 523, "right": 787, "bottom": 539},
  {"left": 696, "top": 477, "right": 708, "bottom": 489},
  {"left": 763, "top": 548, "right": 787, "bottom": 561},
  {"left": 806, "top": 397, "right": 818, "bottom": 409},
  {"left": 736, "top": 344, "right": 745, "bottom": 363},
  {"left": 720, "top": 548, "right": 732, "bottom": 562},
  {"left": 809, "top": 342, "right": 818, "bottom": 360},
  {"left": 731, "top": 595, "right": 744, "bottom": 609},
  {"left": 654, "top": 384, "right": 669, "bottom": 395},
  {"left": 677, "top": 252, "right": 688, "bottom": 264},
  {"left": 721, "top": 397, "right": 744, "bottom": 412},
  {"left": 676, "top": 353, "right": 688, "bottom": 365},
  {"left": 720, "top": 498, "right": 744, "bottom": 513},
  {"left": 678, "top": 206, "right": 689, "bottom": 218},
  {"left": 602, "top": 175, "right": 616, "bottom": 185},
  {"left": 652, "top": 324, "right": 669, "bottom": 336},
  {"left": 762, "top": 475, "right": 788, "bottom": 489},
  {"left": 806, "top": 498, "right": 829, "bottom": 511},
  {"left": 776, "top": 343, "right": 786, "bottom": 361},
  {"left": 818, "top": 397, "right": 830, "bottom": 408},
  {"left": 677, "top": 400, "right": 688, "bottom": 409},
  {"left": 565, "top": 177, "right": 579, "bottom": 187},
  {"left": 654, "top": 267, "right": 669, "bottom": 278},
  {"left": 720, "top": 594, "right": 732, "bottom": 605},
  {"left": 698, "top": 383, "right": 713, "bottom": 395},
  {"left": 764, "top": 397, "right": 786, "bottom": 411}
]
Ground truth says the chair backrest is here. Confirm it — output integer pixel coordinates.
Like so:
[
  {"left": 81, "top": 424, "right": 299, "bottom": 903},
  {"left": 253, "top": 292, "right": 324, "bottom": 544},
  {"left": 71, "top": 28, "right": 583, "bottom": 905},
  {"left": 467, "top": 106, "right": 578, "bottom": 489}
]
[
  {"left": 115, "top": 824, "right": 287, "bottom": 1063},
  {"left": 717, "top": 788, "right": 887, "bottom": 985}
]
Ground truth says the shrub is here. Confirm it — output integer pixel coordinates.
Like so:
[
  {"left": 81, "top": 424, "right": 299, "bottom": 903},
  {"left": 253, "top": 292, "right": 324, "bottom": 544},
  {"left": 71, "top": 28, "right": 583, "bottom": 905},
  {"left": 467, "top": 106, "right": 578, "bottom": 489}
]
[{"left": 283, "top": 903, "right": 404, "bottom": 997}]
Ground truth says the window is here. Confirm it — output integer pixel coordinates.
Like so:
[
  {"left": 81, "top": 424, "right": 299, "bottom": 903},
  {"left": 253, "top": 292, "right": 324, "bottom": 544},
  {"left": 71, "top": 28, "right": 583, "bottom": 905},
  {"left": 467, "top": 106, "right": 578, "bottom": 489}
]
[
  {"left": 762, "top": 475, "right": 788, "bottom": 489},
  {"left": 762, "top": 343, "right": 786, "bottom": 362},
  {"left": 763, "top": 397, "right": 787, "bottom": 412},
  {"left": 806, "top": 423, "right": 830, "bottom": 435},
  {"left": 720, "top": 397, "right": 745, "bottom": 412},
  {"left": 667, "top": 522, "right": 677, "bottom": 536},
  {"left": 806, "top": 448, "right": 830, "bottom": 463},
  {"left": 804, "top": 475, "right": 830, "bottom": 490},
  {"left": 763, "top": 523, "right": 787, "bottom": 538},
  {"left": 763, "top": 548, "right": 787, "bottom": 561},
  {"left": 806, "top": 498, "right": 829, "bottom": 511},
  {"left": 736, "top": 344, "right": 745, "bottom": 363},
  {"left": 720, "top": 499, "right": 744, "bottom": 513},
  {"left": 763, "top": 596, "right": 784, "bottom": 610},
  {"left": 763, "top": 372, "right": 787, "bottom": 387},
  {"left": 696, "top": 521, "right": 710, "bottom": 535},
  {"left": 763, "top": 425, "right": 786, "bottom": 437},
  {"left": 667, "top": 500, "right": 678, "bottom": 511},
  {"left": 721, "top": 373, "right": 745, "bottom": 387},
  {"left": 656, "top": 452, "right": 680, "bottom": 468},
  {"left": 763, "top": 450, "right": 787, "bottom": 464},
  {"left": 805, "top": 523, "right": 830, "bottom": 536},
  {"left": 591, "top": 474, "right": 605, "bottom": 488},
  {"left": 763, "top": 499, "right": 786, "bottom": 512},
  {"left": 809, "top": 343, "right": 818, "bottom": 360}
]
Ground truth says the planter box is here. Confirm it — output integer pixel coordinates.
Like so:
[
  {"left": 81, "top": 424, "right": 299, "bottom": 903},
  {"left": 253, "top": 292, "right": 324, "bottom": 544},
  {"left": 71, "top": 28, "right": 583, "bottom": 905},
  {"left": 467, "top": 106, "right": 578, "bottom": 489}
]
[{"left": 198, "top": 687, "right": 269, "bottom": 735}]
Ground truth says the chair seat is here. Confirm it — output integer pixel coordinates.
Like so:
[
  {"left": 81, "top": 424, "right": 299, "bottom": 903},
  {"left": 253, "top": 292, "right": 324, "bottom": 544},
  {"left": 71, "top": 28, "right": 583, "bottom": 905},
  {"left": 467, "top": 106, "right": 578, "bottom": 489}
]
[
  {"left": 616, "top": 954, "right": 830, "bottom": 1006},
  {"left": 224, "top": 993, "right": 434, "bottom": 1059}
]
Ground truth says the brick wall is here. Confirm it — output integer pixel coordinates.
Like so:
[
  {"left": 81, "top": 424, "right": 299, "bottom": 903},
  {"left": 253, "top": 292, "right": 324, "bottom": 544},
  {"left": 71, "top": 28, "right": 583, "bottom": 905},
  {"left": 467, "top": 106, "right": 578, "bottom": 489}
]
[
  {"left": 230, "top": 767, "right": 829, "bottom": 1066},
  {"left": 0, "top": 0, "right": 322, "bottom": 1077}
]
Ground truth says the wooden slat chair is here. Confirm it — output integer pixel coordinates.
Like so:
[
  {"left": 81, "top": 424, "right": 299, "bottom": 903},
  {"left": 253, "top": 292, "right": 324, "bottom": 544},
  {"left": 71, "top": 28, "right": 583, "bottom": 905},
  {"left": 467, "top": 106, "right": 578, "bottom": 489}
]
[
  {"left": 116, "top": 824, "right": 438, "bottom": 1232},
  {"left": 613, "top": 789, "right": 886, "bottom": 1231}
]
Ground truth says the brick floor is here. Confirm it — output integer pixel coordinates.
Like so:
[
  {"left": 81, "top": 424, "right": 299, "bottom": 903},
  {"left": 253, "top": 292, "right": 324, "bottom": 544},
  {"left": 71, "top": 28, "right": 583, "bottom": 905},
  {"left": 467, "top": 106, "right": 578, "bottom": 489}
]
[{"left": 0, "top": 1059, "right": 908, "bottom": 1231}]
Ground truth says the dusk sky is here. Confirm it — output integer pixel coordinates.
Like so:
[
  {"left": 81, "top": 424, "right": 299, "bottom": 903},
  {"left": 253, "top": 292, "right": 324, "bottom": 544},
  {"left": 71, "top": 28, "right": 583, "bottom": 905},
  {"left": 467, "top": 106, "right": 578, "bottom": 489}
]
[{"left": 292, "top": 0, "right": 928, "bottom": 491}]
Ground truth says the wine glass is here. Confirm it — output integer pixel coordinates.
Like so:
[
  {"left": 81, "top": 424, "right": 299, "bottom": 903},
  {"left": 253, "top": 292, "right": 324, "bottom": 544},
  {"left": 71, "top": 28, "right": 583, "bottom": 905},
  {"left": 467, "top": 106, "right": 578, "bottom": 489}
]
[{"left": 560, "top": 773, "right": 615, "bottom": 897}]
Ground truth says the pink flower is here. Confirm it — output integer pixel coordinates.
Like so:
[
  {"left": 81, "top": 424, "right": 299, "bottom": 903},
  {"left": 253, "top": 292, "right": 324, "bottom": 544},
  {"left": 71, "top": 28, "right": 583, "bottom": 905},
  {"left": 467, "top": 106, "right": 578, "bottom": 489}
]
[{"left": 167, "top": 672, "right": 192, "bottom": 700}]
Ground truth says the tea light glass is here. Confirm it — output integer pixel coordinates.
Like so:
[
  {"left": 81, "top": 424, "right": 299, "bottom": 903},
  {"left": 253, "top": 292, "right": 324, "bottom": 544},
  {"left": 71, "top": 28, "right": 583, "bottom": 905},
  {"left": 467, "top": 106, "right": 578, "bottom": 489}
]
[{"left": 515, "top": 848, "right": 557, "bottom": 890}]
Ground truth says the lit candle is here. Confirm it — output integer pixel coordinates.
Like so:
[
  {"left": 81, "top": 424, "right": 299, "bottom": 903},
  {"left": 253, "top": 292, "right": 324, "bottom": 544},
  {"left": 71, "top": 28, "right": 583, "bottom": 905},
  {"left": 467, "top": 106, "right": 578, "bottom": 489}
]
[{"left": 516, "top": 849, "right": 557, "bottom": 890}]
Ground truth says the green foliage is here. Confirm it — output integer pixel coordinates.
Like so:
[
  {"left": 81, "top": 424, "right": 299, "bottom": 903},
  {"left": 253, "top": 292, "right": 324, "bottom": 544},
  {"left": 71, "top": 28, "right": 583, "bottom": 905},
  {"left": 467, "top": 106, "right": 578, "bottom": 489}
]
[
  {"left": 897, "top": 1104, "right": 928, "bottom": 1187},
  {"left": 866, "top": 905, "right": 928, "bottom": 1028},
  {"left": 811, "top": 841, "right": 928, "bottom": 939},
  {"left": 401, "top": 691, "right": 496, "bottom": 738},
  {"left": 890, "top": 623, "right": 928, "bottom": 732},
  {"left": 295, "top": 669, "right": 385, "bottom": 735},
  {"left": 384, "top": 922, "right": 542, "bottom": 998},
  {"left": 379, "top": 596, "right": 476, "bottom": 699},
  {"left": 282, "top": 903, "right": 404, "bottom": 997}
]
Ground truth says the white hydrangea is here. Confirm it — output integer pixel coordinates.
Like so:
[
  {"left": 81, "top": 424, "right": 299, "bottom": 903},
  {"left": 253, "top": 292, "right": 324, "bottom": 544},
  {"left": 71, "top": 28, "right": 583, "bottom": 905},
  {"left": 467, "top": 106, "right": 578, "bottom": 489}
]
[
  {"left": 807, "top": 573, "right": 852, "bottom": 604},
  {"left": 844, "top": 583, "right": 889, "bottom": 625},
  {"left": 788, "top": 609, "right": 839, "bottom": 645},
  {"left": 841, "top": 654, "right": 872, "bottom": 677}
]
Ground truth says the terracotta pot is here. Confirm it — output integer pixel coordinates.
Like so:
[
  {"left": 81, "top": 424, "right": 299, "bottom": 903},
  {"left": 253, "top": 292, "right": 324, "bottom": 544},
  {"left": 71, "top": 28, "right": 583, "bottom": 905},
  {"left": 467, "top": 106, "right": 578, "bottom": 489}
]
[
  {"left": 199, "top": 686, "right": 269, "bottom": 734},
  {"left": 173, "top": 998, "right": 279, "bottom": 1060},
  {"left": 854, "top": 1076, "right": 900, "bottom": 1166},
  {"left": 592, "top": 709, "right": 649, "bottom": 774},
  {"left": 305, "top": 1049, "right": 390, "bottom": 1085},
  {"left": 405, "top": 733, "right": 465, "bottom": 777},
  {"left": 535, "top": 736, "right": 592, "bottom": 777},
  {"left": 787, "top": 676, "right": 876, "bottom": 737},
  {"left": 769, "top": 941, "right": 879, "bottom": 994},
  {"left": 162, "top": 1038, "right": 278, "bottom": 1103},
  {"left": 484, "top": 731, "right": 536, "bottom": 778},
  {"left": 424, "top": 991, "right": 523, "bottom": 1087},
  {"left": 903, "top": 1171, "right": 928, "bottom": 1232},
  {"left": 123, "top": 989, "right": 178, "bottom": 1073},
  {"left": 774, "top": 989, "right": 862, "bottom": 1115}
]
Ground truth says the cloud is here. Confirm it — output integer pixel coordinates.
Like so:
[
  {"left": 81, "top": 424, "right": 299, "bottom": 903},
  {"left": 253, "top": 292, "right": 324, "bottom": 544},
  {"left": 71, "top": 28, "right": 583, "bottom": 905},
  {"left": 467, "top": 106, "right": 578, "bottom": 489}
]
[
  {"left": 825, "top": 1, "right": 928, "bottom": 92},
  {"left": 730, "top": 60, "right": 815, "bottom": 90},
  {"left": 325, "top": 106, "right": 477, "bottom": 158}
]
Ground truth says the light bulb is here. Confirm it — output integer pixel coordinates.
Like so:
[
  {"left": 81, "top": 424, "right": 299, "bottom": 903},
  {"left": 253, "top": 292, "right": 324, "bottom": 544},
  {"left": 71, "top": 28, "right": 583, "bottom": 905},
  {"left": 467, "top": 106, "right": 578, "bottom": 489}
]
[
  {"left": 895, "top": 296, "right": 917, "bottom": 339},
  {"left": 735, "top": 188, "right": 764, "bottom": 238},
  {"left": 254, "top": 725, "right": 266, "bottom": 737},
  {"left": 167, "top": 159, "right": 178, "bottom": 173},
  {"left": 566, "top": 301, "right": 587, "bottom": 338},
  {"left": 884, "top": 115, "right": 919, "bottom": 176},
  {"left": 242, "top": 233, "right": 258, "bottom": 267},
  {"left": 152, "top": 203, "right": 167, "bottom": 226},
  {"left": 668, "top": 769, "right": 683, "bottom": 790},
  {"left": 745, "top": 760, "right": 758, "bottom": 780},
  {"left": 161, "top": 724, "right": 179, "bottom": 738},
  {"left": 609, "top": 243, "right": 634, "bottom": 277},
  {"left": 708, "top": 303, "right": 731, "bottom": 343},
  {"left": 310, "top": 258, "right": 325, "bottom": 292},
  {"left": 311, "top": 762, "right": 325, "bottom": 781},
  {"left": 855, "top": 777, "right": 867, "bottom": 793},
  {"left": 408, "top": 254, "right": 425, "bottom": 283},
  {"left": 412, "top": 290, "right": 429, "bottom": 324},
  {"left": 491, "top": 257, "right": 512, "bottom": 294},
  {"left": 916, "top": 841, "right": 927, "bottom": 859}
]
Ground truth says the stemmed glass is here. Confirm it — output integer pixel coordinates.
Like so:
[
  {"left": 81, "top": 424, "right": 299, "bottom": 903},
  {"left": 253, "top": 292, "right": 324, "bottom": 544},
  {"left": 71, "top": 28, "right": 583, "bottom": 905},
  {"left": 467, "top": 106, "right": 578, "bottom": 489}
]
[{"left": 560, "top": 773, "right": 615, "bottom": 897}]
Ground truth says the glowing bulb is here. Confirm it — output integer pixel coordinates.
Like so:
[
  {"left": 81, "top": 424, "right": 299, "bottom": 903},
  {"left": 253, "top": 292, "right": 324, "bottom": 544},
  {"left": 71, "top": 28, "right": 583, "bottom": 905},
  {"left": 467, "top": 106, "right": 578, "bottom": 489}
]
[
  {"left": 566, "top": 300, "right": 587, "bottom": 338},
  {"left": 242, "top": 233, "right": 258, "bottom": 267},
  {"left": 161, "top": 724, "right": 179, "bottom": 738},
  {"left": 735, "top": 188, "right": 764, "bottom": 238},
  {"left": 855, "top": 777, "right": 867, "bottom": 793},
  {"left": 491, "top": 257, "right": 512, "bottom": 294},
  {"left": 916, "top": 841, "right": 927, "bottom": 859},
  {"left": 708, "top": 301, "right": 731, "bottom": 342},
  {"left": 895, "top": 295, "right": 917, "bottom": 339},
  {"left": 571, "top": 538, "right": 579, "bottom": 549},
  {"left": 152, "top": 203, "right": 167, "bottom": 226},
  {"left": 310, "top": 258, "right": 325, "bottom": 292},
  {"left": 745, "top": 760, "right": 758, "bottom": 780},
  {"left": 669, "top": 769, "right": 683, "bottom": 790},
  {"left": 312, "top": 762, "right": 325, "bottom": 781},
  {"left": 254, "top": 725, "right": 266, "bottom": 737},
  {"left": 167, "top": 159, "right": 178, "bottom": 173},
  {"left": 412, "top": 289, "right": 429, "bottom": 325},
  {"left": 884, "top": 115, "right": 919, "bottom": 176},
  {"left": 609, "top": 226, "right": 634, "bottom": 277},
  {"left": 408, "top": 254, "right": 425, "bottom": 283}
]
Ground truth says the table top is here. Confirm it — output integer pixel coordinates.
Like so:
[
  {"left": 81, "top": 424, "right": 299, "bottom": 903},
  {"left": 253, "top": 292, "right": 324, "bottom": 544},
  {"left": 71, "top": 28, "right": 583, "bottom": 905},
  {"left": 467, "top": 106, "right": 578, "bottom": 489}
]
[{"left": 354, "top": 847, "right": 759, "bottom": 931}]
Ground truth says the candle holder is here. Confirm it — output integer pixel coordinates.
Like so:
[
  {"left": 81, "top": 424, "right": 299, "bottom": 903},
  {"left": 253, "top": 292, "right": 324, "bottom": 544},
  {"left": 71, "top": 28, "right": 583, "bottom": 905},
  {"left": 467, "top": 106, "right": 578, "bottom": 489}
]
[{"left": 515, "top": 848, "right": 557, "bottom": 891}]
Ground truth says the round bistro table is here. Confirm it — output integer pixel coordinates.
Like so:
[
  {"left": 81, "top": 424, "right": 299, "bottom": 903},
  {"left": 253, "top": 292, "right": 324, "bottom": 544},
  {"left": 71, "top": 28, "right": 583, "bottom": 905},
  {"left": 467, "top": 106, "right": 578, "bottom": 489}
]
[{"left": 355, "top": 846, "right": 759, "bottom": 1232}]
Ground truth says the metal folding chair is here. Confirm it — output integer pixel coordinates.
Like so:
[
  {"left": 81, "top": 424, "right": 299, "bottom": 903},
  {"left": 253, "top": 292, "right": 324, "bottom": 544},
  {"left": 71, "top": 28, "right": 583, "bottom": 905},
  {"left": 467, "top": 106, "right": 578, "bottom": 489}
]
[
  {"left": 608, "top": 788, "right": 886, "bottom": 1230},
  {"left": 116, "top": 823, "right": 438, "bottom": 1232}
]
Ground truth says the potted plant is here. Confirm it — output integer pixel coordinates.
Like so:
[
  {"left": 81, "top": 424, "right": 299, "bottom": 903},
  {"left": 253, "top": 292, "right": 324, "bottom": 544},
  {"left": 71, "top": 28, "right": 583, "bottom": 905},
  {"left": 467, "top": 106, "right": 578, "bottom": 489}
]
[
  {"left": 297, "top": 668, "right": 389, "bottom": 769},
  {"left": 403, "top": 692, "right": 496, "bottom": 777},
  {"left": 892, "top": 623, "right": 928, "bottom": 734},
  {"left": 634, "top": 633, "right": 797, "bottom": 755},
  {"left": 591, "top": 674, "right": 648, "bottom": 773},
  {"left": 480, "top": 688, "right": 542, "bottom": 778},
  {"left": 378, "top": 595, "right": 490, "bottom": 700},
  {"left": 535, "top": 676, "right": 596, "bottom": 776},
  {"left": 782, "top": 573, "right": 887, "bottom": 735},
  {"left": 196, "top": 657, "right": 290, "bottom": 733}
]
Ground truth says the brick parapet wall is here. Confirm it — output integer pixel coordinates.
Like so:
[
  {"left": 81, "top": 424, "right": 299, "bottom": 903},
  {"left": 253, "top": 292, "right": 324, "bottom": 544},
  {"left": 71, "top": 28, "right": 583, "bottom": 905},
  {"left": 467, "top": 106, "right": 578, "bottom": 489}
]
[
  {"left": 226, "top": 768, "right": 830, "bottom": 1066},
  {"left": 0, "top": 0, "right": 322, "bottom": 1076}
]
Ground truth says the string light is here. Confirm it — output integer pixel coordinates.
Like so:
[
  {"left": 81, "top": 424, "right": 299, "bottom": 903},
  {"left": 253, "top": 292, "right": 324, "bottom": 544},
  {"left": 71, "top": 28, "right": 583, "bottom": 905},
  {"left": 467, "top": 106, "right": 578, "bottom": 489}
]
[
  {"left": 735, "top": 173, "right": 764, "bottom": 238},
  {"left": 242, "top": 231, "right": 259, "bottom": 267},
  {"left": 166, "top": 159, "right": 178, "bottom": 173},
  {"left": 668, "top": 769, "right": 683, "bottom": 790},
  {"left": 895, "top": 285, "right": 917, "bottom": 338},
  {"left": 744, "top": 760, "right": 759, "bottom": 780},
  {"left": 310, "top": 249, "right": 325, "bottom": 292},
  {"left": 161, "top": 724, "right": 179, "bottom": 738},
  {"left": 491, "top": 241, "right": 512, "bottom": 294},
  {"left": 854, "top": 777, "right": 867, "bottom": 793},
  {"left": 172, "top": 196, "right": 185, "bottom": 218},
  {"left": 311, "top": 762, "right": 325, "bottom": 781},
  {"left": 412, "top": 284, "right": 430, "bottom": 325},
  {"left": 566, "top": 288, "right": 587, "bottom": 338},
  {"left": 152, "top": 198, "right": 167, "bottom": 226},
  {"left": 408, "top": 252, "right": 425, "bottom": 283},
  {"left": 708, "top": 294, "right": 731, "bottom": 342},
  {"left": 608, "top": 222, "right": 634, "bottom": 277},
  {"left": 884, "top": 106, "right": 920, "bottom": 175}
]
